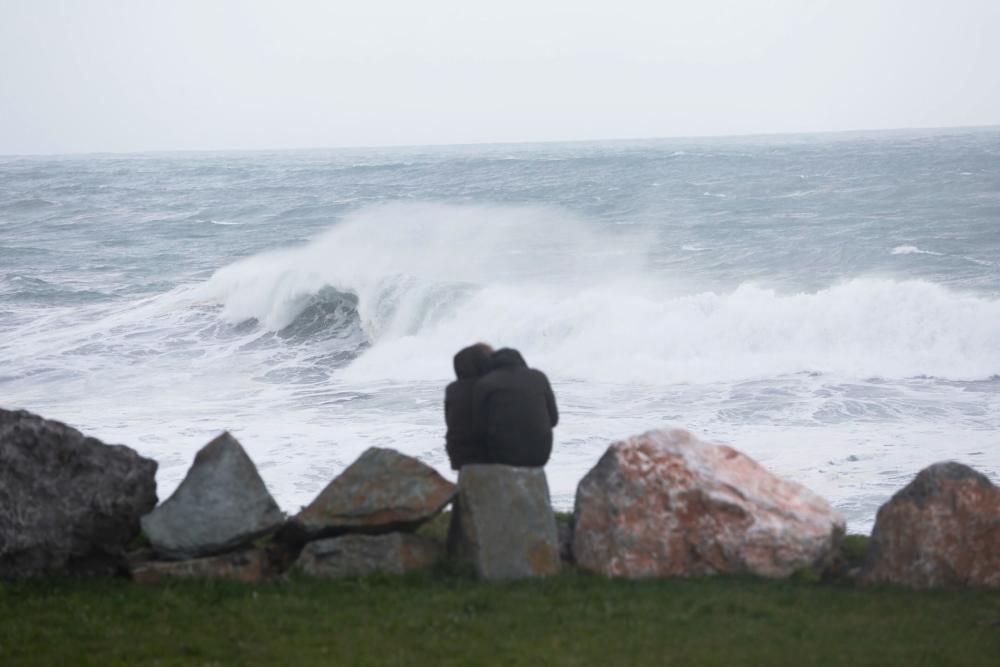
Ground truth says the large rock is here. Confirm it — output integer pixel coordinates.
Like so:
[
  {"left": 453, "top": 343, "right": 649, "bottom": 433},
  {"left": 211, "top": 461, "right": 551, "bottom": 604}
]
[
  {"left": 280, "top": 448, "right": 456, "bottom": 544},
  {"left": 293, "top": 533, "right": 441, "bottom": 578},
  {"left": 0, "top": 408, "right": 157, "bottom": 578},
  {"left": 860, "top": 462, "right": 1000, "bottom": 588},
  {"left": 131, "top": 547, "right": 273, "bottom": 584},
  {"left": 447, "top": 465, "right": 561, "bottom": 580},
  {"left": 573, "top": 428, "right": 845, "bottom": 578},
  {"left": 141, "top": 432, "right": 284, "bottom": 559}
]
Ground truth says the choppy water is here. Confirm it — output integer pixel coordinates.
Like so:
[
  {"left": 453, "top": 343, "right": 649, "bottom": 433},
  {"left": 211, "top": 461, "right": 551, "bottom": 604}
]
[{"left": 2, "top": 127, "right": 999, "bottom": 531}]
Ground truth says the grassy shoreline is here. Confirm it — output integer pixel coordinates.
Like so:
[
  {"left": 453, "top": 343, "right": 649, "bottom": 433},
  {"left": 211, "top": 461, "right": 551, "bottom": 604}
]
[{"left": 2, "top": 570, "right": 998, "bottom": 667}]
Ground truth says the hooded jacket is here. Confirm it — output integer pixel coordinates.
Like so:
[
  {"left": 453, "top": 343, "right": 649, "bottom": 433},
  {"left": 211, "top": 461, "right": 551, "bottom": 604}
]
[
  {"left": 473, "top": 348, "right": 558, "bottom": 467},
  {"left": 444, "top": 344, "right": 492, "bottom": 470}
]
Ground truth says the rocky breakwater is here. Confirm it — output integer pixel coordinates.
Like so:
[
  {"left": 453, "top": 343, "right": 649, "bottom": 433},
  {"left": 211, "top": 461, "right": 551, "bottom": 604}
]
[
  {"left": 0, "top": 409, "right": 157, "bottom": 578},
  {"left": 572, "top": 428, "right": 845, "bottom": 578},
  {"left": 132, "top": 444, "right": 455, "bottom": 582},
  {"left": 860, "top": 462, "right": 1000, "bottom": 588}
]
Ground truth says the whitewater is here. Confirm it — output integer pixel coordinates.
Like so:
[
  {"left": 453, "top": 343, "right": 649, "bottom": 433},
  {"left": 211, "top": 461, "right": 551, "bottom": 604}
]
[{"left": 2, "top": 127, "right": 999, "bottom": 531}]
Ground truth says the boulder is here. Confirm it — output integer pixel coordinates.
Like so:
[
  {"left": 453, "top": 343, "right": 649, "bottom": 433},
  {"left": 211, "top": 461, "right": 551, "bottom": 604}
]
[
  {"left": 141, "top": 432, "right": 284, "bottom": 559},
  {"left": 572, "top": 428, "right": 845, "bottom": 578},
  {"left": 0, "top": 408, "right": 157, "bottom": 578},
  {"left": 447, "top": 465, "right": 561, "bottom": 580},
  {"left": 280, "top": 448, "right": 455, "bottom": 544},
  {"left": 293, "top": 533, "right": 441, "bottom": 578},
  {"left": 860, "top": 462, "right": 1000, "bottom": 588},
  {"left": 131, "top": 547, "right": 273, "bottom": 583}
]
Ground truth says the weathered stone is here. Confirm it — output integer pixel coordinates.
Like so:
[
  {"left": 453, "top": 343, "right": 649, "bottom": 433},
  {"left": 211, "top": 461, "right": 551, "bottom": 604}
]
[
  {"left": 141, "top": 432, "right": 284, "bottom": 559},
  {"left": 0, "top": 409, "right": 158, "bottom": 578},
  {"left": 132, "top": 547, "right": 272, "bottom": 583},
  {"left": 281, "top": 448, "right": 456, "bottom": 544},
  {"left": 573, "top": 428, "right": 845, "bottom": 578},
  {"left": 860, "top": 462, "right": 1000, "bottom": 588},
  {"left": 447, "top": 465, "right": 561, "bottom": 580},
  {"left": 293, "top": 533, "right": 441, "bottom": 577}
]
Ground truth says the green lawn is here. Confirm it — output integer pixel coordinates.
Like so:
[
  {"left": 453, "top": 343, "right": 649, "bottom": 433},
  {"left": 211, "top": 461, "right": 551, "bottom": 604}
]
[{"left": 2, "top": 569, "right": 998, "bottom": 667}]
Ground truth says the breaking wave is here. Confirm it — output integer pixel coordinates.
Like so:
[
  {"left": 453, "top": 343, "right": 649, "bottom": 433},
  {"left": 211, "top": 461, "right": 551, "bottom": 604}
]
[{"left": 194, "top": 203, "right": 1000, "bottom": 384}]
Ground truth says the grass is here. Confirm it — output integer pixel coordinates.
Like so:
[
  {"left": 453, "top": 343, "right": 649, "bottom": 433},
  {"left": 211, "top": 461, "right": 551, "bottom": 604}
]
[
  {"left": 2, "top": 566, "right": 999, "bottom": 666},
  {"left": 1, "top": 516, "right": 995, "bottom": 666}
]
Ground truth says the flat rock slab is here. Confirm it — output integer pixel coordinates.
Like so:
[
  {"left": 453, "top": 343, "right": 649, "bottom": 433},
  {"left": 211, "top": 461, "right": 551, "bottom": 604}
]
[
  {"left": 573, "top": 428, "right": 845, "bottom": 579},
  {"left": 141, "top": 432, "right": 284, "bottom": 559},
  {"left": 0, "top": 408, "right": 157, "bottom": 578},
  {"left": 132, "top": 548, "right": 272, "bottom": 583},
  {"left": 283, "top": 448, "right": 456, "bottom": 543},
  {"left": 448, "top": 465, "right": 561, "bottom": 580},
  {"left": 293, "top": 533, "right": 442, "bottom": 578},
  {"left": 861, "top": 461, "right": 1000, "bottom": 588}
]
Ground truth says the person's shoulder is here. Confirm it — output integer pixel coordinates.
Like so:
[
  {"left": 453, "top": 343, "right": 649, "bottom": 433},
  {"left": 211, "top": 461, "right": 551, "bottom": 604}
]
[
  {"left": 528, "top": 367, "right": 550, "bottom": 382},
  {"left": 446, "top": 378, "right": 473, "bottom": 395}
]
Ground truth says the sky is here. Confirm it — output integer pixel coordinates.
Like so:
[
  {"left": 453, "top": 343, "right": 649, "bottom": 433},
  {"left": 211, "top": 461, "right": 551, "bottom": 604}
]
[{"left": 1, "top": 0, "right": 998, "bottom": 154}]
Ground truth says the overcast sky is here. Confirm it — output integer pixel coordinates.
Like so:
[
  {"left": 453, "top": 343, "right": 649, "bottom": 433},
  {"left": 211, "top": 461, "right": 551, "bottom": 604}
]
[{"left": 1, "top": 0, "right": 998, "bottom": 154}]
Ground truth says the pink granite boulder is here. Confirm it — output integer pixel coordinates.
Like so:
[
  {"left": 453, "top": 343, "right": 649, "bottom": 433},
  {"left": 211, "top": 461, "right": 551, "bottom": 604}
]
[
  {"left": 860, "top": 462, "right": 1000, "bottom": 588},
  {"left": 572, "top": 428, "right": 845, "bottom": 578}
]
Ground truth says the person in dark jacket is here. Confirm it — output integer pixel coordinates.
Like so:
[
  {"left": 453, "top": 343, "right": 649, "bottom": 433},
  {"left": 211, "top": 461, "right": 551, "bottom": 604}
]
[
  {"left": 473, "top": 348, "right": 558, "bottom": 467},
  {"left": 444, "top": 342, "right": 493, "bottom": 470}
]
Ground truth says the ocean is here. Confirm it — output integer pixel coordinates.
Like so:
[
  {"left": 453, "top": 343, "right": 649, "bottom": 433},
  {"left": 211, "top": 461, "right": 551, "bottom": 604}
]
[{"left": 2, "top": 127, "right": 999, "bottom": 531}]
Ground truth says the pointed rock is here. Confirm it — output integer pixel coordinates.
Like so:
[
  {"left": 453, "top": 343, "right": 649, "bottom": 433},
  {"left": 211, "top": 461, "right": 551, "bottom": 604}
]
[
  {"left": 141, "top": 432, "right": 284, "bottom": 559},
  {"left": 281, "top": 448, "right": 455, "bottom": 543},
  {"left": 860, "top": 462, "right": 1000, "bottom": 588},
  {"left": 573, "top": 428, "right": 845, "bottom": 578},
  {"left": 293, "top": 533, "right": 442, "bottom": 578},
  {"left": 447, "top": 465, "right": 561, "bottom": 580},
  {"left": 0, "top": 408, "right": 158, "bottom": 578}
]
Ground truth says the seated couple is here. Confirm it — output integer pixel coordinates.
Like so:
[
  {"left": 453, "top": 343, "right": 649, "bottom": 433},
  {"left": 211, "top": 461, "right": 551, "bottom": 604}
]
[{"left": 445, "top": 343, "right": 558, "bottom": 470}]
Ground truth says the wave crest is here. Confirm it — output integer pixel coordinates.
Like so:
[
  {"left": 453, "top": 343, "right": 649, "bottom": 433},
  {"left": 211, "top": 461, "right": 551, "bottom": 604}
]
[{"left": 195, "top": 203, "right": 1000, "bottom": 384}]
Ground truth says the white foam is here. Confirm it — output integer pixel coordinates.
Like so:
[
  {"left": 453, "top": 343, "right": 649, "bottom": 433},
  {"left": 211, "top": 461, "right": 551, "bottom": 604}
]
[
  {"left": 891, "top": 244, "right": 943, "bottom": 256},
  {"left": 193, "top": 203, "right": 1000, "bottom": 385}
]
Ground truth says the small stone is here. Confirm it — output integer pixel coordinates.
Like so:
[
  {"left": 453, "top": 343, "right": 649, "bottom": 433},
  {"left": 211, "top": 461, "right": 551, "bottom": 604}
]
[
  {"left": 0, "top": 408, "right": 157, "bottom": 578},
  {"left": 132, "top": 548, "right": 273, "bottom": 583},
  {"left": 447, "top": 465, "right": 561, "bottom": 580},
  {"left": 573, "top": 428, "right": 845, "bottom": 578},
  {"left": 860, "top": 461, "right": 1000, "bottom": 588},
  {"left": 282, "top": 448, "right": 456, "bottom": 543},
  {"left": 293, "top": 533, "right": 441, "bottom": 578},
  {"left": 141, "top": 432, "right": 284, "bottom": 559}
]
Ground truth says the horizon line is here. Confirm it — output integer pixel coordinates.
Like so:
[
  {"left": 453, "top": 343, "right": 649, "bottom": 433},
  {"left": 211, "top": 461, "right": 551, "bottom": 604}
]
[{"left": 2, "top": 122, "right": 998, "bottom": 159}]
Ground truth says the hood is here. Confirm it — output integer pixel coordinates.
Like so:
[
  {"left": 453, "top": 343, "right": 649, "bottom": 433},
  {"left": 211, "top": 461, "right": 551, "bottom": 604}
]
[
  {"left": 453, "top": 343, "right": 493, "bottom": 379},
  {"left": 488, "top": 347, "right": 528, "bottom": 371}
]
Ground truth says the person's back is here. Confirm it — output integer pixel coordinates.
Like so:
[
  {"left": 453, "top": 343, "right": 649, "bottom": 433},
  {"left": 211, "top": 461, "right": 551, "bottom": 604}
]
[
  {"left": 445, "top": 343, "right": 492, "bottom": 470},
  {"left": 474, "top": 348, "right": 558, "bottom": 467}
]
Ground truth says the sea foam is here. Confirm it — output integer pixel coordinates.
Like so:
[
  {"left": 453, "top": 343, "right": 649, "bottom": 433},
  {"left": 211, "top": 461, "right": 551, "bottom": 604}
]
[{"left": 195, "top": 203, "right": 1000, "bottom": 385}]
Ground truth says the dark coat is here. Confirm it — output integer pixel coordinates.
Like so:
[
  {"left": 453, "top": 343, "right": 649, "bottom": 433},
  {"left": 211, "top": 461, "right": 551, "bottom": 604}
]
[
  {"left": 473, "top": 348, "right": 558, "bottom": 467},
  {"left": 445, "top": 344, "right": 492, "bottom": 470}
]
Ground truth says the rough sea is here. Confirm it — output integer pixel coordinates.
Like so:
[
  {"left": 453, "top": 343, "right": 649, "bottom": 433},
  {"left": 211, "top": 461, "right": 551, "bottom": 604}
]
[{"left": 2, "top": 127, "right": 999, "bottom": 531}]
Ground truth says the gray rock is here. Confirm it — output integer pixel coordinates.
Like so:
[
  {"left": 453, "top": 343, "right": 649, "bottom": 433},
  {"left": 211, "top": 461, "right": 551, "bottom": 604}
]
[
  {"left": 131, "top": 547, "right": 274, "bottom": 583},
  {"left": 447, "top": 465, "right": 561, "bottom": 580},
  {"left": 0, "top": 408, "right": 157, "bottom": 578},
  {"left": 281, "top": 447, "right": 456, "bottom": 544},
  {"left": 141, "top": 432, "right": 284, "bottom": 559},
  {"left": 293, "top": 533, "right": 442, "bottom": 578}
]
